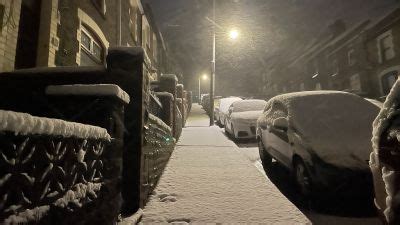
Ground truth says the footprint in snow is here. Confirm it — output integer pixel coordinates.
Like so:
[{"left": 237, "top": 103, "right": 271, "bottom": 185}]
[{"left": 159, "top": 193, "right": 177, "bottom": 202}]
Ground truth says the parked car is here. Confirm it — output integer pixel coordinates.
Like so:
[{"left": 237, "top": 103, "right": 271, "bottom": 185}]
[
  {"left": 370, "top": 80, "right": 400, "bottom": 224},
  {"left": 216, "top": 97, "right": 242, "bottom": 127},
  {"left": 225, "top": 99, "right": 267, "bottom": 140},
  {"left": 257, "top": 91, "right": 380, "bottom": 197}
]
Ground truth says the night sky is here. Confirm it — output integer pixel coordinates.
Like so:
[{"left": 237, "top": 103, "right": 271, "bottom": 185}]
[{"left": 144, "top": 0, "right": 399, "bottom": 96}]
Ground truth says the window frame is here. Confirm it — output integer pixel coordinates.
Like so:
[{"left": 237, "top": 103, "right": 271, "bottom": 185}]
[
  {"left": 80, "top": 25, "right": 104, "bottom": 65},
  {"left": 377, "top": 30, "right": 395, "bottom": 63},
  {"left": 381, "top": 71, "right": 398, "bottom": 96},
  {"left": 348, "top": 49, "right": 355, "bottom": 66}
]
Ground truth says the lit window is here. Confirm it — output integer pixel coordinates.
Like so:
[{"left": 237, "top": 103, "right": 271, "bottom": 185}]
[
  {"left": 382, "top": 71, "right": 398, "bottom": 96},
  {"left": 80, "top": 25, "right": 104, "bottom": 65},
  {"left": 299, "top": 83, "right": 305, "bottom": 91},
  {"left": 377, "top": 30, "right": 395, "bottom": 63},
  {"left": 315, "top": 83, "right": 322, "bottom": 90}
]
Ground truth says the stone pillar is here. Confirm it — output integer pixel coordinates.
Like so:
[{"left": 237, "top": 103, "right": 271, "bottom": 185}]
[
  {"left": 159, "top": 74, "right": 178, "bottom": 136},
  {"left": 106, "top": 47, "right": 146, "bottom": 216},
  {"left": 155, "top": 92, "right": 174, "bottom": 128}
]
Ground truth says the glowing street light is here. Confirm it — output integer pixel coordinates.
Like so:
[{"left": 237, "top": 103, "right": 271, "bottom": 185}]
[
  {"left": 199, "top": 74, "right": 208, "bottom": 102},
  {"left": 229, "top": 29, "right": 239, "bottom": 40}
]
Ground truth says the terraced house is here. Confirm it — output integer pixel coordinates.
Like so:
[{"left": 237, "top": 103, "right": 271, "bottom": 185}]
[
  {"left": 0, "top": 0, "right": 174, "bottom": 81},
  {"left": 263, "top": 7, "right": 400, "bottom": 100}
]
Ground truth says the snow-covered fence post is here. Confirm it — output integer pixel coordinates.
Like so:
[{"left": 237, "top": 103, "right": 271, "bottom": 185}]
[
  {"left": 106, "top": 47, "right": 148, "bottom": 216},
  {"left": 176, "top": 84, "right": 186, "bottom": 125},
  {"left": 155, "top": 92, "right": 174, "bottom": 129},
  {"left": 159, "top": 75, "right": 178, "bottom": 137},
  {"left": 187, "top": 91, "right": 193, "bottom": 113}
]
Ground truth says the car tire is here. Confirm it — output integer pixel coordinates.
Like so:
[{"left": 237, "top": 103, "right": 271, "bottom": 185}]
[
  {"left": 294, "top": 159, "right": 313, "bottom": 197},
  {"left": 258, "top": 138, "right": 272, "bottom": 169}
]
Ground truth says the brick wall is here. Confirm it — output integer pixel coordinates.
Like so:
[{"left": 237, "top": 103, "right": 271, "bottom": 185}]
[{"left": 0, "top": 0, "right": 21, "bottom": 72}]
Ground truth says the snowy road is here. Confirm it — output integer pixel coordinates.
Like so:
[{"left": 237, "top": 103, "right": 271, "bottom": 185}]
[{"left": 232, "top": 138, "right": 382, "bottom": 225}]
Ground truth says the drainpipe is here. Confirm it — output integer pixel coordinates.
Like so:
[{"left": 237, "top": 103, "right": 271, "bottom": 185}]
[{"left": 117, "top": 0, "right": 122, "bottom": 46}]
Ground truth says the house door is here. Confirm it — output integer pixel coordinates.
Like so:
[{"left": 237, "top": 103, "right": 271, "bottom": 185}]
[{"left": 15, "top": 0, "right": 41, "bottom": 69}]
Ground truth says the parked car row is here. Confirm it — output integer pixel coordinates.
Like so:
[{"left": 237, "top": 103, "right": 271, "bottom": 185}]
[{"left": 211, "top": 90, "right": 396, "bottom": 223}]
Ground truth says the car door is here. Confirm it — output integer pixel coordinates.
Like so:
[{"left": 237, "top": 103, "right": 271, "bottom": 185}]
[{"left": 261, "top": 101, "right": 293, "bottom": 168}]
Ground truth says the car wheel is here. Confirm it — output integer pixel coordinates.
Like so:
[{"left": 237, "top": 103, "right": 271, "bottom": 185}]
[
  {"left": 294, "top": 159, "right": 312, "bottom": 197},
  {"left": 258, "top": 138, "right": 272, "bottom": 169}
]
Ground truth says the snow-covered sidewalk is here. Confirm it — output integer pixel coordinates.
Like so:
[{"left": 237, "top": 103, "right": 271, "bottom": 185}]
[{"left": 141, "top": 104, "right": 310, "bottom": 224}]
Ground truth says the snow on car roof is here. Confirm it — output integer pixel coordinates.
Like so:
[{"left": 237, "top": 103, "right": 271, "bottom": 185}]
[
  {"left": 219, "top": 97, "right": 242, "bottom": 113},
  {"left": 269, "top": 91, "right": 380, "bottom": 169},
  {"left": 232, "top": 99, "right": 267, "bottom": 112}
]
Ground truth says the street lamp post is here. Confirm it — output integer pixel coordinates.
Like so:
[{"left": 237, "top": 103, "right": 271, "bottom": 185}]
[
  {"left": 208, "top": 0, "right": 239, "bottom": 126},
  {"left": 209, "top": 0, "right": 216, "bottom": 126}
]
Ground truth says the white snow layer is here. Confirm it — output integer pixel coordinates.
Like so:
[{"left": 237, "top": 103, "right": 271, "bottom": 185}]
[
  {"left": 141, "top": 123, "right": 309, "bottom": 223},
  {"left": 264, "top": 91, "right": 379, "bottom": 169},
  {"left": 232, "top": 110, "right": 264, "bottom": 121},
  {"left": 45, "top": 84, "right": 130, "bottom": 104},
  {"left": 231, "top": 99, "right": 267, "bottom": 112},
  {"left": 218, "top": 97, "right": 242, "bottom": 114},
  {"left": 371, "top": 78, "right": 400, "bottom": 223},
  {"left": 0, "top": 110, "right": 111, "bottom": 140},
  {"left": 148, "top": 113, "right": 172, "bottom": 133}
]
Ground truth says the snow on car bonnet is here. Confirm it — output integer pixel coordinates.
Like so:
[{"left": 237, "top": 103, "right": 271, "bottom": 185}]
[{"left": 270, "top": 91, "right": 379, "bottom": 169}]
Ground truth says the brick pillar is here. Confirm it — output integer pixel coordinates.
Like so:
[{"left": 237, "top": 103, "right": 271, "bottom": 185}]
[{"left": 106, "top": 47, "right": 147, "bottom": 215}]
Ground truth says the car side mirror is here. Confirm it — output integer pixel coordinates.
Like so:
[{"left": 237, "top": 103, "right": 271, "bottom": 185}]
[{"left": 273, "top": 117, "right": 288, "bottom": 132}]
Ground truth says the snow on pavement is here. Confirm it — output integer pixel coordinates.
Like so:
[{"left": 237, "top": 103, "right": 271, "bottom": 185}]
[{"left": 141, "top": 104, "right": 310, "bottom": 224}]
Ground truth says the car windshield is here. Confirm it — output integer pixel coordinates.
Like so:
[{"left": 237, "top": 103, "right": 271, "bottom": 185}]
[{"left": 232, "top": 100, "right": 266, "bottom": 112}]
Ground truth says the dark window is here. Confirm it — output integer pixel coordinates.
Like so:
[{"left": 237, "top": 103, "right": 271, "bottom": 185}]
[
  {"left": 382, "top": 71, "right": 399, "bottom": 96},
  {"left": 80, "top": 25, "right": 104, "bottom": 66}
]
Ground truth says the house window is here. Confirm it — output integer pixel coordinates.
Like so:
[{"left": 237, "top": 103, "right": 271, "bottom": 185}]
[
  {"left": 92, "top": 0, "right": 106, "bottom": 15},
  {"left": 382, "top": 71, "right": 398, "bottom": 96},
  {"left": 282, "top": 86, "right": 287, "bottom": 92},
  {"left": 350, "top": 74, "right": 361, "bottom": 91},
  {"left": 80, "top": 25, "right": 104, "bottom": 66},
  {"left": 377, "top": 30, "right": 395, "bottom": 63},
  {"left": 0, "top": 4, "right": 4, "bottom": 31},
  {"left": 348, "top": 49, "right": 355, "bottom": 66},
  {"left": 315, "top": 83, "right": 322, "bottom": 90}
]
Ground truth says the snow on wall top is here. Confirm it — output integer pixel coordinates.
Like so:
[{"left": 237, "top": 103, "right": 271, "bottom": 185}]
[
  {"left": 148, "top": 113, "right": 172, "bottom": 133},
  {"left": 0, "top": 110, "right": 111, "bottom": 140},
  {"left": 45, "top": 84, "right": 130, "bottom": 104},
  {"left": 266, "top": 91, "right": 379, "bottom": 169}
]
